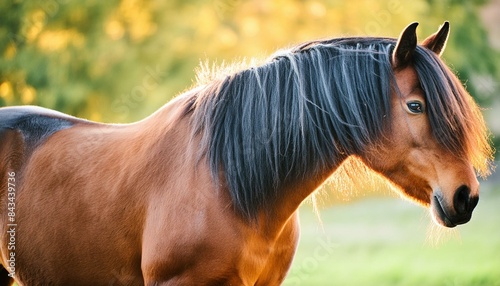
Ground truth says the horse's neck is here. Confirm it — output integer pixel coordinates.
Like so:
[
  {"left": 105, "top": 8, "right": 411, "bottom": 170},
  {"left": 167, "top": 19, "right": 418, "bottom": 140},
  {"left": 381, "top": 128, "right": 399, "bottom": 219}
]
[
  {"left": 261, "top": 160, "right": 346, "bottom": 234},
  {"left": 140, "top": 88, "right": 346, "bottom": 237}
]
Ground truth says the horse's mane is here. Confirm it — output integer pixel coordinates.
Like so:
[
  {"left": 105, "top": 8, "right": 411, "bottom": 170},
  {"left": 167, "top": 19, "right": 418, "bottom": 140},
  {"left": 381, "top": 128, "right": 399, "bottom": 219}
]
[{"left": 189, "top": 37, "right": 493, "bottom": 220}]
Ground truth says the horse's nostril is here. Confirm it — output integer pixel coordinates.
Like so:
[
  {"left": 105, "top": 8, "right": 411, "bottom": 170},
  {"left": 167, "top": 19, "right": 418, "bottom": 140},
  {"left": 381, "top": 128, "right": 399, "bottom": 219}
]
[
  {"left": 469, "top": 196, "right": 479, "bottom": 212},
  {"left": 454, "top": 185, "right": 474, "bottom": 215}
]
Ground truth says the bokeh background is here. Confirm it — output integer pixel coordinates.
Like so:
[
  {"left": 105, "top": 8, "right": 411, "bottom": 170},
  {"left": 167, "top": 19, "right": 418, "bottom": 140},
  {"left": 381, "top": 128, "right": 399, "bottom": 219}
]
[{"left": 1, "top": 0, "right": 499, "bottom": 285}]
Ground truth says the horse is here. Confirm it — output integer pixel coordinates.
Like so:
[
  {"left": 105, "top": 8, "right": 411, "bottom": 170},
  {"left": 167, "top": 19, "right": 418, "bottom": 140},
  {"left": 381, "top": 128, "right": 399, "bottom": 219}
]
[{"left": 0, "top": 21, "right": 493, "bottom": 285}]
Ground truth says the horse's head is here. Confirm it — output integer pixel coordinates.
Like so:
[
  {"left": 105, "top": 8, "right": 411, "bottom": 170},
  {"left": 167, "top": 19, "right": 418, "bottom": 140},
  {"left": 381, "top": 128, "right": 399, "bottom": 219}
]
[{"left": 363, "top": 22, "right": 493, "bottom": 228}]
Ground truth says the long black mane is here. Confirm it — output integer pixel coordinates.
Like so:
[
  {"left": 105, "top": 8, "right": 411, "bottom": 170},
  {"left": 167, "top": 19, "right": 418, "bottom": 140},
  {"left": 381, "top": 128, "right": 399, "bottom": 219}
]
[{"left": 190, "top": 37, "right": 492, "bottom": 220}]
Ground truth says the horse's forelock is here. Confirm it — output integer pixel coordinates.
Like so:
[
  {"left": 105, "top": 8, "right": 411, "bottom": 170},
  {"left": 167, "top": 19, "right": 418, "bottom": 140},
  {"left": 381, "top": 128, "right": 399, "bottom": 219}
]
[{"left": 413, "top": 47, "right": 494, "bottom": 176}]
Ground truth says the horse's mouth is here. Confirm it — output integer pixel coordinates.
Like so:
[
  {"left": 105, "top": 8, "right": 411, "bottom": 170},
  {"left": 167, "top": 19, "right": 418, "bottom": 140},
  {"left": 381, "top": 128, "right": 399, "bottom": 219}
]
[{"left": 431, "top": 194, "right": 457, "bottom": 228}]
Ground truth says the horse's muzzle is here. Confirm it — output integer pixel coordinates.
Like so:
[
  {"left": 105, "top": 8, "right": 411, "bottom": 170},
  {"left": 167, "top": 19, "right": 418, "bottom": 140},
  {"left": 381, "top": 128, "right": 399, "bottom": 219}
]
[{"left": 431, "top": 186, "right": 479, "bottom": 228}]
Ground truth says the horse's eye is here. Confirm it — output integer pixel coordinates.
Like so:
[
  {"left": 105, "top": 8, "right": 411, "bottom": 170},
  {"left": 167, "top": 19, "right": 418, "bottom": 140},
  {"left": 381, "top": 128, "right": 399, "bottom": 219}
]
[{"left": 407, "top": 101, "right": 424, "bottom": 114}]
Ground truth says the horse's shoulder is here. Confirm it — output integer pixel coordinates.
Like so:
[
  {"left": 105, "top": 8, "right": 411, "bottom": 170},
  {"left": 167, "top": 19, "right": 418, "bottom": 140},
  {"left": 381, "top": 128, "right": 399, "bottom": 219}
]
[{"left": 0, "top": 106, "right": 89, "bottom": 150}]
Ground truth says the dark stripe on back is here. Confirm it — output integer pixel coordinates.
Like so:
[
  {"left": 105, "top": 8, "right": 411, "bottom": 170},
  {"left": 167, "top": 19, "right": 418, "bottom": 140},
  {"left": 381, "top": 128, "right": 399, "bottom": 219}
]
[{"left": 0, "top": 106, "right": 81, "bottom": 152}]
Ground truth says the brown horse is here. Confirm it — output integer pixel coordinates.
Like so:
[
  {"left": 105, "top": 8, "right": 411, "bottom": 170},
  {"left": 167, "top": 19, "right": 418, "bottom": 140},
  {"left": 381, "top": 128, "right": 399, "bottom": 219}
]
[{"left": 0, "top": 22, "right": 493, "bottom": 285}]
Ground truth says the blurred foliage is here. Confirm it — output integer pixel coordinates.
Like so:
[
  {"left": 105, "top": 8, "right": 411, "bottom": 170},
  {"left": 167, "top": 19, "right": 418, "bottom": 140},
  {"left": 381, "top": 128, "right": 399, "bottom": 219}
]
[{"left": 1, "top": 0, "right": 499, "bottom": 154}]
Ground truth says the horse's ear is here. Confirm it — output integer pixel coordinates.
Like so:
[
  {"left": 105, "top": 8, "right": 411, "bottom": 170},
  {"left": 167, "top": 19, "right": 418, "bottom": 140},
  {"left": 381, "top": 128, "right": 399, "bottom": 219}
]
[
  {"left": 392, "top": 22, "right": 419, "bottom": 68},
  {"left": 422, "top": 21, "right": 450, "bottom": 56}
]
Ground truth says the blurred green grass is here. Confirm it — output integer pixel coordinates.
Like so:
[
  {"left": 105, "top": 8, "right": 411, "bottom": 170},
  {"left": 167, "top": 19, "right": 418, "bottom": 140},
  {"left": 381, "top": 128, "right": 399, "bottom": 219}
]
[{"left": 284, "top": 184, "right": 500, "bottom": 286}]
